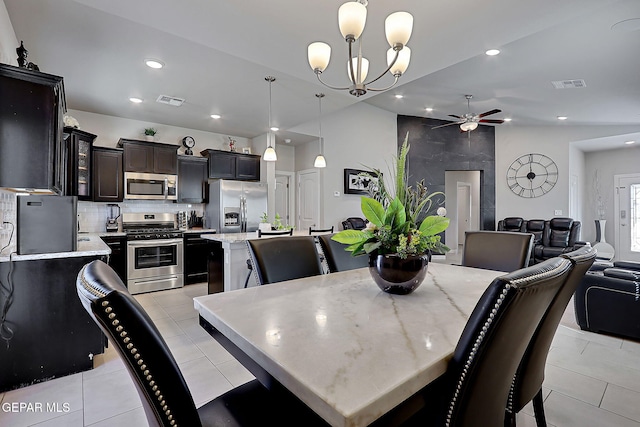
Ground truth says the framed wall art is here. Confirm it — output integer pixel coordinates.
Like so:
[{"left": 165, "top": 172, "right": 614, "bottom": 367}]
[{"left": 343, "top": 168, "right": 380, "bottom": 195}]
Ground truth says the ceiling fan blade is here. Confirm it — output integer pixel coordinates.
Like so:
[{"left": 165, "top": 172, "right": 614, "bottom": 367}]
[
  {"left": 478, "top": 109, "right": 501, "bottom": 118},
  {"left": 479, "top": 119, "right": 505, "bottom": 124},
  {"left": 448, "top": 114, "right": 462, "bottom": 119},
  {"left": 432, "top": 122, "right": 463, "bottom": 130}
]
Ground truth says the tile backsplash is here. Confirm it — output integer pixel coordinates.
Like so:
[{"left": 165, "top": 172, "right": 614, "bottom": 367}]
[{"left": 0, "top": 189, "right": 17, "bottom": 255}]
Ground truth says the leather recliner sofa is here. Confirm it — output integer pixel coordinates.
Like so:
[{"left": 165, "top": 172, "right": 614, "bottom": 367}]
[
  {"left": 497, "top": 217, "right": 583, "bottom": 263},
  {"left": 574, "top": 261, "right": 640, "bottom": 341}
]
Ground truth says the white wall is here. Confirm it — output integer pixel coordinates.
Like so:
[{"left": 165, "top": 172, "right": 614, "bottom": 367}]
[
  {"left": 274, "top": 143, "right": 295, "bottom": 172},
  {"left": 0, "top": 0, "right": 18, "bottom": 65},
  {"left": 289, "top": 102, "right": 397, "bottom": 231},
  {"left": 68, "top": 109, "right": 251, "bottom": 156},
  {"left": 495, "top": 125, "right": 640, "bottom": 223}
]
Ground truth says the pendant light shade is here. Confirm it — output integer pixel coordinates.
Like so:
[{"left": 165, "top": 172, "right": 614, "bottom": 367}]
[
  {"left": 263, "top": 76, "right": 277, "bottom": 162},
  {"left": 338, "top": 1, "right": 367, "bottom": 40},
  {"left": 314, "top": 154, "right": 327, "bottom": 168},
  {"left": 460, "top": 121, "right": 478, "bottom": 132},
  {"left": 308, "top": 42, "right": 331, "bottom": 73},
  {"left": 314, "top": 93, "right": 326, "bottom": 168},
  {"left": 387, "top": 46, "right": 410, "bottom": 76},
  {"left": 385, "top": 11, "right": 413, "bottom": 47}
]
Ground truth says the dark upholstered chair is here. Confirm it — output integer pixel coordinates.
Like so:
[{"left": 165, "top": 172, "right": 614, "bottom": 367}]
[
  {"left": 309, "top": 226, "right": 334, "bottom": 235},
  {"left": 497, "top": 217, "right": 525, "bottom": 232},
  {"left": 76, "top": 260, "right": 327, "bottom": 427},
  {"left": 244, "top": 229, "right": 294, "bottom": 288},
  {"left": 341, "top": 217, "right": 366, "bottom": 230},
  {"left": 375, "top": 257, "right": 574, "bottom": 427},
  {"left": 533, "top": 218, "right": 582, "bottom": 262},
  {"left": 506, "top": 246, "right": 596, "bottom": 427},
  {"left": 462, "top": 231, "right": 534, "bottom": 272},
  {"left": 574, "top": 260, "right": 640, "bottom": 341},
  {"left": 317, "top": 233, "right": 369, "bottom": 273},
  {"left": 247, "top": 236, "right": 323, "bottom": 285}
]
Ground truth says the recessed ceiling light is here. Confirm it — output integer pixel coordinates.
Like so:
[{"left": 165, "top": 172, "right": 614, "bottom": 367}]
[
  {"left": 557, "top": 116, "right": 568, "bottom": 120},
  {"left": 270, "top": 127, "right": 279, "bottom": 132},
  {"left": 625, "top": 140, "right": 636, "bottom": 145},
  {"left": 425, "top": 107, "right": 433, "bottom": 112},
  {"left": 485, "top": 49, "right": 500, "bottom": 56},
  {"left": 284, "top": 139, "right": 292, "bottom": 144},
  {"left": 145, "top": 59, "right": 164, "bottom": 69},
  {"left": 210, "top": 114, "right": 221, "bottom": 119},
  {"left": 503, "top": 118, "right": 512, "bottom": 122},
  {"left": 395, "top": 94, "right": 404, "bottom": 99},
  {"left": 129, "top": 97, "right": 143, "bottom": 103}
]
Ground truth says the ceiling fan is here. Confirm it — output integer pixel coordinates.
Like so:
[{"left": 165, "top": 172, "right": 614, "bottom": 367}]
[{"left": 432, "top": 95, "right": 504, "bottom": 132}]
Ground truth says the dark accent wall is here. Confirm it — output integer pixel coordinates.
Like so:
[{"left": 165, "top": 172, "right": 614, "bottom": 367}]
[{"left": 397, "top": 115, "right": 496, "bottom": 231}]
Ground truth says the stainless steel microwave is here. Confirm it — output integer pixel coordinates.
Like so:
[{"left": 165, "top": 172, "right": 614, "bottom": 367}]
[{"left": 124, "top": 172, "right": 177, "bottom": 200}]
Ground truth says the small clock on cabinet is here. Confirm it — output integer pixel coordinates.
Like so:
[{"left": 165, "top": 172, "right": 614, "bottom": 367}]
[
  {"left": 506, "top": 153, "right": 558, "bottom": 198},
  {"left": 182, "top": 136, "right": 196, "bottom": 155}
]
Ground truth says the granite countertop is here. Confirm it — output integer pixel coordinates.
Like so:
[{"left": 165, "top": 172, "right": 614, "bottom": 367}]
[
  {"left": 202, "top": 230, "right": 306, "bottom": 244},
  {"left": 182, "top": 228, "right": 217, "bottom": 234},
  {"left": 0, "top": 233, "right": 111, "bottom": 263}
]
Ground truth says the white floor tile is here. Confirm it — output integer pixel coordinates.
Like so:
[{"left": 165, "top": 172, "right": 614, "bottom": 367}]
[
  {"left": 554, "top": 325, "right": 624, "bottom": 349},
  {"left": 601, "top": 384, "right": 640, "bottom": 423},
  {"left": 215, "top": 359, "right": 255, "bottom": 387},
  {"left": 32, "top": 410, "right": 83, "bottom": 427},
  {"left": 543, "top": 364, "right": 607, "bottom": 406},
  {"left": 82, "top": 344, "right": 125, "bottom": 381},
  {"left": 164, "top": 334, "right": 206, "bottom": 364},
  {"left": 551, "top": 327, "right": 589, "bottom": 354},
  {"left": 152, "top": 291, "right": 195, "bottom": 308},
  {"left": 193, "top": 335, "right": 234, "bottom": 365},
  {"left": 543, "top": 391, "right": 640, "bottom": 427},
  {"left": 176, "top": 317, "right": 212, "bottom": 342},
  {"left": 179, "top": 357, "right": 234, "bottom": 408},
  {"left": 163, "top": 302, "right": 198, "bottom": 321},
  {"left": 152, "top": 317, "right": 185, "bottom": 339},
  {"left": 516, "top": 411, "right": 556, "bottom": 427},
  {"left": 85, "top": 407, "right": 149, "bottom": 427},
  {"left": 136, "top": 303, "right": 169, "bottom": 321},
  {"left": 181, "top": 283, "right": 207, "bottom": 298},
  {"left": 82, "top": 369, "right": 141, "bottom": 426},
  {"left": 621, "top": 340, "right": 640, "bottom": 355},
  {"left": 0, "top": 373, "right": 83, "bottom": 427}
]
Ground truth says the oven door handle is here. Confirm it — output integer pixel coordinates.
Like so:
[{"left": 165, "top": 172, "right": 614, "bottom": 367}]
[
  {"left": 127, "top": 238, "right": 184, "bottom": 247},
  {"left": 164, "top": 178, "right": 168, "bottom": 200}
]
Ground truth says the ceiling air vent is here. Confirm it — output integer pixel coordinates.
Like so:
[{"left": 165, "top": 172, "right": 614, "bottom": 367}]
[
  {"left": 156, "top": 95, "right": 185, "bottom": 107},
  {"left": 551, "top": 79, "right": 587, "bottom": 89}
]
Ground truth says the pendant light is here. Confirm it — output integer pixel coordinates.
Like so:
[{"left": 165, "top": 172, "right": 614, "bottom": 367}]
[
  {"left": 263, "top": 76, "right": 277, "bottom": 161},
  {"left": 314, "top": 93, "right": 327, "bottom": 168}
]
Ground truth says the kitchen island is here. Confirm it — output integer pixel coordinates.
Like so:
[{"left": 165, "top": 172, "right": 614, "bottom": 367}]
[
  {"left": 202, "top": 231, "right": 311, "bottom": 293},
  {"left": 0, "top": 235, "right": 110, "bottom": 391}
]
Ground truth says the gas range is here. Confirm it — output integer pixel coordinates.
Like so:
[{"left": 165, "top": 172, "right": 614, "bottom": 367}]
[
  {"left": 126, "top": 228, "right": 183, "bottom": 241},
  {"left": 122, "top": 213, "right": 183, "bottom": 240}
]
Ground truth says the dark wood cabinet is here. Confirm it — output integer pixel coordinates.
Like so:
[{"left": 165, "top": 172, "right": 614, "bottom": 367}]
[
  {"left": 101, "top": 235, "right": 127, "bottom": 282},
  {"left": 119, "top": 139, "right": 178, "bottom": 174},
  {"left": 178, "top": 156, "right": 208, "bottom": 203},
  {"left": 184, "top": 232, "right": 216, "bottom": 284},
  {"left": 93, "top": 147, "right": 124, "bottom": 202},
  {"left": 0, "top": 64, "right": 66, "bottom": 193},
  {"left": 64, "top": 127, "right": 97, "bottom": 200},
  {"left": 200, "top": 149, "right": 260, "bottom": 181}
]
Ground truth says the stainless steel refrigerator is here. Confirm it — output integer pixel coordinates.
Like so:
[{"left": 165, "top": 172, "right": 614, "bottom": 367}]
[{"left": 206, "top": 180, "right": 267, "bottom": 233}]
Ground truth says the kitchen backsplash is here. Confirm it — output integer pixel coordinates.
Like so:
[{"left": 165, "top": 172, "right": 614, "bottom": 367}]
[
  {"left": 78, "top": 200, "right": 205, "bottom": 232},
  {"left": 0, "top": 189, "right": 17, "bottom": 255}
]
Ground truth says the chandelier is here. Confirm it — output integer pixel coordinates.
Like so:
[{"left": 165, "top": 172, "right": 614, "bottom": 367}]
[
  {"left": 314, "top": 93, "right": 326, "bottom": 168},
  {"left": 307, "top": 1, "right": 413, "bottom": 97}
]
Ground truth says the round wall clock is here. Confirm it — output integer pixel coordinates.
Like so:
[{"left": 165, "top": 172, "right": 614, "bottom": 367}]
[
  {"left": 182, "top": 136, "right": 195, "bottom": 155},
  {"left": 506, "top": 153, "right": 558, "bottom": 198}
]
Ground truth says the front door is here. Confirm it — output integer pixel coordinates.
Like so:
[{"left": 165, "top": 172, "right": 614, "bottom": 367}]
[
  {"left": 615, "top": 173, "right": 640, "bottom": 261},
  {"left": 297, "top": 169, "right": 320, "bottom": 231}
]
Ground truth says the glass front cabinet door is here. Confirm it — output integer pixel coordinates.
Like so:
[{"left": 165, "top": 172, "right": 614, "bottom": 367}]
[{"left": 64, "top": 127, "right": 97, "bottom": 200}]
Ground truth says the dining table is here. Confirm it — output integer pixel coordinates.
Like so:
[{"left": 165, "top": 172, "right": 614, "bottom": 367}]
[{"left": 193, "top": 262, "right": 503, "bottom": 427}]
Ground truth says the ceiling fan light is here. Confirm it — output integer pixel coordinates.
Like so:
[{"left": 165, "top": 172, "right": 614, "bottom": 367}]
[
  {"left": 263, "top": 146, "right": 277, "bottom": 161},
  {"left": 308, "top": 42, "right": 331, "bottom": 73},
  {"left": 460, "top": 122, "right": 478, "bottom": 131},
  {"left": 347, "top": 57, "right": 369, "bottom": 83},
  {"left": 387, "top": 46, "right": 411, "bottom": 76},
  {"left": 385, "top": 11, "right": 413, "bottom": 47},
  {"left": 338, "top": 2, "right": 367, "bottom": 40},
  {"left": 314, "top": 154, "right": 327, "bottom": 168}
]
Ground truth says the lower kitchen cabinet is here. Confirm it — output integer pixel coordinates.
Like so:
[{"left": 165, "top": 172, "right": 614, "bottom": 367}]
[
  {"left": 0, "top": 255, "right": 106, "bottom": 392},
  {"left": 101, "top": 235, "right": 127, "bottom": 282},
  {"left": 184, "top": 232, "right": 216, "bottom": 284},
  {"left": 207, "top": 240, "right": 224, "bottom": 294}
]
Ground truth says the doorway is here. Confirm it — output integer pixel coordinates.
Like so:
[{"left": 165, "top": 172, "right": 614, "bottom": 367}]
[
  {"left": 444, "top": 171, "right": 481, "bottom": 253},
  {"left": 457, "top": 183, "right": 471, "bottom": 245},
  {"left": 615, "top": 173, "right": 640, "bottom": 261},
  {"left": 275, "top": 171, "right": 295, "bottom": 228},
  {"left": 297, "top": 169, "right": 320, "bottom": 231}
]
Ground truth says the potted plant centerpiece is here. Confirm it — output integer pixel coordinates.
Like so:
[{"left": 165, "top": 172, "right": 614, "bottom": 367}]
[{"left": 332, "top": 135, "right": 450, "bottom": 294}]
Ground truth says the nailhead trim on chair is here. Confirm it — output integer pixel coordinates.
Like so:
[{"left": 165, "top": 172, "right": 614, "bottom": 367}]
[{"left": 78, "top": 267, "right": 179, "bottom": 427}]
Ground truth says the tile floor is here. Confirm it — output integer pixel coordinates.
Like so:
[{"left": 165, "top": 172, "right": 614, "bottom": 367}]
[{"left": 1, "top": 275, "right": 640, "bottom": 426}]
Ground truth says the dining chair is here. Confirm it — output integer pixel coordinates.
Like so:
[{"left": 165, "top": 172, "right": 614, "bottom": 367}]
[
  {"left": 309, "top": 226, "right": 334, "bottom": 235},
  {"left": 505, "top": 245, "right": 596, "bottom": 427},
  {"left": 247, "top": 236, "right": 323, "bottom": 285},
  {"left": 317, "top": 233, "right": 369, "bottom": 273},
  {"left": 76, "top": 260, "right": 328, "bottom": 427},
  {"left": 374, "top": 256, "right": 573, "bottom": 427},
  {"left": 244, "top": 228, "right": 294, "bottom": 288},
  {"left": 462, "top": 231, "right": 534, "bottom": 272}
]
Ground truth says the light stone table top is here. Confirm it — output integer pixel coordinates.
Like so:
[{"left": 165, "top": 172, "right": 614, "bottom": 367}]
[{"left": 194, "top": 263, "right": 503, "bottom": 427}]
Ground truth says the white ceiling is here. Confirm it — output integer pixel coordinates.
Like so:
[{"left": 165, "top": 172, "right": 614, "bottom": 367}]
[{"left": 5, "top": 0, "right": 640, "bottom": 148}]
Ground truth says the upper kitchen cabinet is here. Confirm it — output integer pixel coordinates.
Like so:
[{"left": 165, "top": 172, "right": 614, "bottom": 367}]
[
  {"left": 0, "top": 64, "right": 66, "bottom": 193},
  {"left": 200, "top": 149, "right": 260, "bottom": 181},
  {"left": 93, "top": 147, "right": 124, "bottom": 202},
  {"left": 178, "top": 155, "right": 208, "bottom": 203},
  {"left": 64, "top": 127, "right": 96, "bottom": 200},
  {"left": 118, "top": 139, "right": 178, "bottom": 174}
]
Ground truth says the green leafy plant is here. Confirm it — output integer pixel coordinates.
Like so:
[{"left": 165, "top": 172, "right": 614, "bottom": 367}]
[
  {"left": 274, "top": 213, "right": 294, "bottom": 230},
  {"left": 260, "top": 212, "right": 269, "bottom": 223},
  {"left": 144, "top": 127, "right": 157, "bottom": 136},
  {"left": 332, "top": 134, "right": 450, "bottom": 258}
]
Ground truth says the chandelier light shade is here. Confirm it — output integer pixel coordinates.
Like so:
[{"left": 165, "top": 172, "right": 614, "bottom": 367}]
[
  {"left": 308, "top": 0, "right": 413, "bottom": 97},
  {"left": 314, "top": 93, "right": 327, "bottom": 168},
  {"left": 263, "top": 76, "right": 277, "bottom": 162},
  {"left": 460, "top": 122, "right": 479, "bottom": 132}
]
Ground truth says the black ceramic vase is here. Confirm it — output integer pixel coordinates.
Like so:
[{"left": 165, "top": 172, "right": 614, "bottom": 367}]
[{"left": 368, "top": 253, "right": 430, "bottom": 295}]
